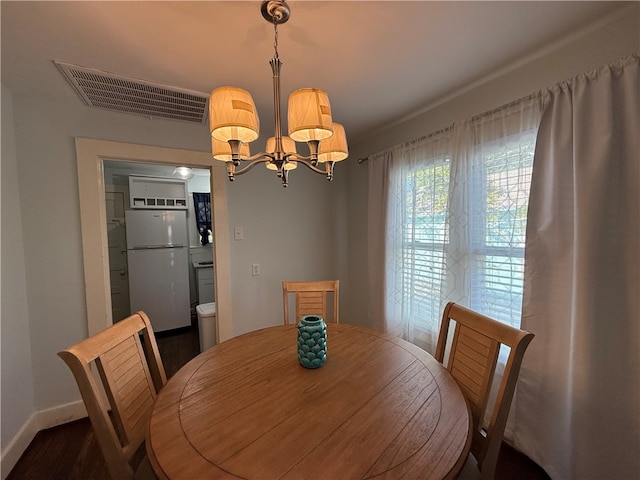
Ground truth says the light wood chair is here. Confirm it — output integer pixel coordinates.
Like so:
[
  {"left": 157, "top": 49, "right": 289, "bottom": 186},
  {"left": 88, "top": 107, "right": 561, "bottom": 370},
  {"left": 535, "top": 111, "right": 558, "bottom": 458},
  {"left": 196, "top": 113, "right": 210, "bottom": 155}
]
[
  {"left": 58, "top": 311, "right": 166, "bottom": 480},
  {"left": 435, "top": 302, "right": 534, "bottom": 480},
  {"left": 282, "top": 280, "right": 339, "bottom": 324}
]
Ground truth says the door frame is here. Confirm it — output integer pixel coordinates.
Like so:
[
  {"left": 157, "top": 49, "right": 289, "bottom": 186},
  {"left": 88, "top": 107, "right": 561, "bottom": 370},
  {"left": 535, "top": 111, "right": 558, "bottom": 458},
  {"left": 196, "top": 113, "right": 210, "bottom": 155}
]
[{"left": 74, "top": 138, "right": 233, "bottom": 342}]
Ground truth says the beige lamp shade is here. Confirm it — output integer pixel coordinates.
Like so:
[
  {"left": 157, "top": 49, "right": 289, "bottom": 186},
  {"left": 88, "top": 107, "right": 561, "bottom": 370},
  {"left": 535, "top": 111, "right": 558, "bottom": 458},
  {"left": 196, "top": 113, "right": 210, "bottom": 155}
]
[
  {"left": 265, "top": 136, "right": 297, "bottom": 155},
  {"left": 211, "top": 138, "right": 251, "bottom": 161},
  {"left": 266, "top": 136, "right": 297, "bottom": 170},
  {"left": 287, "top": 88, "right": 334, "bottom": 142},
  {"left": 318, "top": 123, "right": 348, "bottom": 163},
  {"left": 266, "top": 160, "right": 297, "bottom": 171},
  {"left": 209, "top": 87, "right": 260, "bottom": 143}
]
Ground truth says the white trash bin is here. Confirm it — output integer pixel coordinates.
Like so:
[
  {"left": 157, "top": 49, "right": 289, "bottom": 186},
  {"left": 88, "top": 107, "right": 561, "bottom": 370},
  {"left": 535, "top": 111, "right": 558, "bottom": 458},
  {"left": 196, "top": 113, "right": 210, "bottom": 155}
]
[{"left": 196, "top": 302, "right": 217, "bottom": 352}]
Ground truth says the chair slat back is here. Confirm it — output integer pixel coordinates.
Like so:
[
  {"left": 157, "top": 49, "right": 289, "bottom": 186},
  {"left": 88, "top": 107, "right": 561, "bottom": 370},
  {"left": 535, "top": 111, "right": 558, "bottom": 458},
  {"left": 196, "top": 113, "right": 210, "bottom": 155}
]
[
  {"left": 58, "top": 311, "right": 166, "bottom": 480},
  {"left": 297, "top": 291, "right": 327, "bottom": 319},
  {"left": 96, "top": 334, "right": 157, "bottom": 447},
  {"left": 448, "top": 324, "right": 500, "bottom": 429},
  {"left": 435, "top": 302, "right": 534, "bottom": 480},
  {"left": 282, "top": 280, "right": 339, "bottom": 324}
]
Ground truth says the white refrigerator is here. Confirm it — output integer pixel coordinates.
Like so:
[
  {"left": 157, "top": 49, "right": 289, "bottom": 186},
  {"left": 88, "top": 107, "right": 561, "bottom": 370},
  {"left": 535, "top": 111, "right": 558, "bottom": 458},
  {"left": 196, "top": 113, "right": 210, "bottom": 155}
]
[{"left": 125, "top": 209, "right": 191, "bottom": 332}]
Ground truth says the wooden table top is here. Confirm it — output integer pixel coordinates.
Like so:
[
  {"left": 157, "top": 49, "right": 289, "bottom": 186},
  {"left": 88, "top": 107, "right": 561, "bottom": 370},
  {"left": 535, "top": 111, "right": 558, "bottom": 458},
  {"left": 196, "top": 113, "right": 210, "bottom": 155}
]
[{"left": 146, "top": 324, "right": 471, "bottom": 480}]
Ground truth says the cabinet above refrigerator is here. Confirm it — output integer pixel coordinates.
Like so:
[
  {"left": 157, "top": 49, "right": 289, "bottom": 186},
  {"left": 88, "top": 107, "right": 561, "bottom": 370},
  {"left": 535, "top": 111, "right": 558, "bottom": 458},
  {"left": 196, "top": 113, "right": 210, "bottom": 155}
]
[{"left": 129, "top": 175, "right": 188, "bottom": 209}]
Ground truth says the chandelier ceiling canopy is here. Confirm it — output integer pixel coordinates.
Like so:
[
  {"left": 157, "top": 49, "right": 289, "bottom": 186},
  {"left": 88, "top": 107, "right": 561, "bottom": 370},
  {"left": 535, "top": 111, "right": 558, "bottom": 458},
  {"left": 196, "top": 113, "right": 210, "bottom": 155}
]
[{"left": 208, "top": 0, "right": 348, "bottom": 187}]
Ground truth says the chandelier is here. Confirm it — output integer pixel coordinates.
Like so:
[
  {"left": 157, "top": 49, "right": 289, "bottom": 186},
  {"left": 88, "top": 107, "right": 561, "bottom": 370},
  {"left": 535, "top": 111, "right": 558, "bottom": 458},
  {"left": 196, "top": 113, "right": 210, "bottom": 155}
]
[{"left": 208, "top": 0, "right": 348, "bottom": 187}]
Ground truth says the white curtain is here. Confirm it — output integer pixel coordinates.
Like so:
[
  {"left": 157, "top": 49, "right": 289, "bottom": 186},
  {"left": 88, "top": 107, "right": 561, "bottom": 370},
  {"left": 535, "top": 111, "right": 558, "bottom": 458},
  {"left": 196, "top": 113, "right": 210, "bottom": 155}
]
[
  {"left": 444, "top": 101, "right": 541, "bottom": 324},
  {"left": 368, "top": 149, "right": 394, "bottom": 334},
  {"left": 368, "top": 130, "right": 453, "bottom": 346},
  {"left": 368, "top": 97, "right": 541, "bottom": 353},
  {"left": 516, "top": 54, "right": 640, "bottom": 479}
]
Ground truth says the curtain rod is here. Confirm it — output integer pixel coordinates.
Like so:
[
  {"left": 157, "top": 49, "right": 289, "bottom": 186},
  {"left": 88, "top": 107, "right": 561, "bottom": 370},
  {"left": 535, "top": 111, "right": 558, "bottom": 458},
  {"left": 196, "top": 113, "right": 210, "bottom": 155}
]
[
  {"left": 357, "top": 91, "right": 542, "bottom": 166},
  {"left": 356, "top": 125, "right": 452, "bottom": 165}
]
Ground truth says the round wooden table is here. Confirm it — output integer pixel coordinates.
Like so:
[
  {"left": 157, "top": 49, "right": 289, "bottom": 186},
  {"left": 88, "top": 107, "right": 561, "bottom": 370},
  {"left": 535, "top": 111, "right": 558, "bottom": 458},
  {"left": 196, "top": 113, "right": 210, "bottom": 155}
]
[{"left": 146, "top": 324, "right": 471, "bottom": 479}]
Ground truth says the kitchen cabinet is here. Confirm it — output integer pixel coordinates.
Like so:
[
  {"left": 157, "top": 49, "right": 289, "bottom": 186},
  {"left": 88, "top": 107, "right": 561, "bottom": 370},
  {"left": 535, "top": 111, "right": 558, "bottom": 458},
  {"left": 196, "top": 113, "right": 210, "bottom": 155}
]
[{"left": 194, "top": 263, "right": 214, "bottom": 304}]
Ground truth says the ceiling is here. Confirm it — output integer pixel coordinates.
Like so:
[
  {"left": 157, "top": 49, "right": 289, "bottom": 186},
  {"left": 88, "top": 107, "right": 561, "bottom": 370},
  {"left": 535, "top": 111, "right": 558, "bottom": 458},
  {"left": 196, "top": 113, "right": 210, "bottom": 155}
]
[{"left": 1, "top": 1, "right": 629, "bottom": 144}]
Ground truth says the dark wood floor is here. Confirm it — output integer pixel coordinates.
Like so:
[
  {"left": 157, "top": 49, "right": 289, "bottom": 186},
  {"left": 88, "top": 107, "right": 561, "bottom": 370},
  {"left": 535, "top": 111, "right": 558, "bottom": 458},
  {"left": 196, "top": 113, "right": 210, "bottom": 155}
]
[
  {"left": 8, "top": 324, "right": 550, "bottom": 480},
  {"left": 154, "top": 322, "right": 201, "bottom": 378}
]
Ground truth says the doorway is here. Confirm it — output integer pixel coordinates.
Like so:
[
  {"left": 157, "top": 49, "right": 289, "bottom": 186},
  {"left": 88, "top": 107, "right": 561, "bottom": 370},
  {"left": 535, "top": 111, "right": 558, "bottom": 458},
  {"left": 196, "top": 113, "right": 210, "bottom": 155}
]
[
  {"left": 74, "top": 138, "right": 233, "bottom": 342},
  {"left": 103, "top": 160, "right": 213, "bottom": 326}
]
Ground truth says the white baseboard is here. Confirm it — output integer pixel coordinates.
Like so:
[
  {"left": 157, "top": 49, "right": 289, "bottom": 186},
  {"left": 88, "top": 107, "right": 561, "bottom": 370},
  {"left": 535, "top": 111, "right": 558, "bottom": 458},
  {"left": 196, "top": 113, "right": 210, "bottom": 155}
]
[
  {"left": 0, "top": 415, "right": 39, "bottom": 480},
  {"left": 34, "top": 400, "right": 87, "bottom": 431},
  {"left": 0, "top": 401, "right": 87, "bottom": 480}
]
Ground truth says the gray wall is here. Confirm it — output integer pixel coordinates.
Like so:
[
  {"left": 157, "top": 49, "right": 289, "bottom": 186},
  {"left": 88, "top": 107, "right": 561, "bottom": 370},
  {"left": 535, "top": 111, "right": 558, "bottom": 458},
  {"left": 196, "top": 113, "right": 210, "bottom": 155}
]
[
  {"left": 225, "top": 163, "right": 348, "bottom": 336},
  {"left": 344, "top": 5, "right": 640, "bottom": 327},
  {"left": 1, "top": 84, "right": 36, "bottom": 450}
]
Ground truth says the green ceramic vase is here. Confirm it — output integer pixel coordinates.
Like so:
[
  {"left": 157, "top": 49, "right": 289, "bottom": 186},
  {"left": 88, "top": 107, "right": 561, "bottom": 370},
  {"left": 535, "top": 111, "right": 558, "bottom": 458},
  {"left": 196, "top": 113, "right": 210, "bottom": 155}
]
[{"left": 297, "top": 315, "right": 327, "bottom": 368}]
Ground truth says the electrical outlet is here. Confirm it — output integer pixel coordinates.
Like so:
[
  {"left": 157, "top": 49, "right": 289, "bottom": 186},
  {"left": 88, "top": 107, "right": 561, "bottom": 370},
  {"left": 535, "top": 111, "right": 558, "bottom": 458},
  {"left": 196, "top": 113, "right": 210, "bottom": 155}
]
[
  {"left": 234, "top": 226, "right": 244, "bottom": 240},
  {"left": 252, "top": 263, "right": 260, "bottom": 276}
]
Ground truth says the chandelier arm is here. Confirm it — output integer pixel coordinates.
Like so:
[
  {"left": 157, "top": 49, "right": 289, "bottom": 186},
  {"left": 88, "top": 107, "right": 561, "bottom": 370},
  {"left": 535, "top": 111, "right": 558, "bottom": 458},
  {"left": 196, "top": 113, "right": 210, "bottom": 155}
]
[
  {"left": 230, "top": 158, "right": 274, "bottom": 177},
  {"left": 286, "top": 153, "right": 319, "bottom": 163},
  {"left": 239, "top": 152, "right": 276, "bottom": 163},
  {"left": 293, "top": 159, "right": 335, "bottom": 180}
]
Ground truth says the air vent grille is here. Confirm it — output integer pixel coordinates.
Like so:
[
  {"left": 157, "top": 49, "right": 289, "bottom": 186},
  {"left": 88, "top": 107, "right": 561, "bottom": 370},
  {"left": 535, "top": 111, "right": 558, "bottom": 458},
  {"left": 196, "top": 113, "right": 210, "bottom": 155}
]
[{"left": 55, "top": 61, "right": 208, "bottom": 124}]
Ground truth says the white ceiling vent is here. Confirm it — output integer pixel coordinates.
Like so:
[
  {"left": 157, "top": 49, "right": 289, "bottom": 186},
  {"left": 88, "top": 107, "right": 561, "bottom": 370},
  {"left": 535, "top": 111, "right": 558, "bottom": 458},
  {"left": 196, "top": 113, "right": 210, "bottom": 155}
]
[{"left": 54, "top": 61, "right": 209, "bottom": 124}]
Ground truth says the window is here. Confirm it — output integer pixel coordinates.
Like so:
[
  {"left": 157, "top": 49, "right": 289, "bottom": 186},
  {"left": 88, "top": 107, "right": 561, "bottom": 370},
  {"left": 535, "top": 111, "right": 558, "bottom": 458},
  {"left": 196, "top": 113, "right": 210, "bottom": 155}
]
[
  {"left": 468, "top": 134, "right": 535, "bottom": 327},
  {"left": 369, "top": 100, "right": 541, "bottom": 352},
  {"left": 402, "top": 159, "right": 450, "bottom": 342},
  {"left": 400, "top": 130, "right": 536, "bottom": 343}
]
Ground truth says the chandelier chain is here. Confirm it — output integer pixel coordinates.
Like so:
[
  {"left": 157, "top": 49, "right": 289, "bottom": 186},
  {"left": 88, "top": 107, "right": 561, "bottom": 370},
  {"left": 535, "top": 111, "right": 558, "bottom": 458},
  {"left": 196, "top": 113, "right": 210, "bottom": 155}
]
[{"left": 273, "top": 21, "right": 280, "bottom": 59}]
